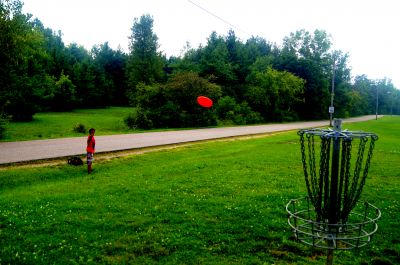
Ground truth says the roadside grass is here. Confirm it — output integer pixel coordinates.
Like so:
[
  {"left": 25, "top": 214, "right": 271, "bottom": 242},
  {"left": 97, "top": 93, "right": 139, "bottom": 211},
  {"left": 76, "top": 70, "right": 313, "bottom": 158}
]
[
  {"left": 1, "top": 106, "right": 253, "bottom": 142},
  {"left": 1, "top": 107, "right": 224, "bottom": 142},
  {"left": 1, "top": 107, "right": 134, "bottom": 142},
  {"left": 0, "top": 117, "right": 399, "bottom": 264}
]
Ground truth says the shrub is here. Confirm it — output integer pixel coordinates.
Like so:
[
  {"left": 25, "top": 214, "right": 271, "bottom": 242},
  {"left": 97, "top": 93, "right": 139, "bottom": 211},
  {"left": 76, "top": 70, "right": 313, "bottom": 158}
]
[
  {"left": 150, "top": 101, "right": 181, "bottom": 128},
  {"left": 216, "top": 96, "right": 236, "bottom": 120},
  {"left": 124, "top": 108, "right": 153, "bottom": 130},
  {"left": 124, "top": 113, "right": 137, "bottom": 129},
  {"left": 52, "top": 72, "right": 76, "bottom": 111},
  {"left": 73, "top": 123, "right": 86, "bottom": 134},
  {"left": 216, "top": 97, "right": 263, "bottom": 125}
]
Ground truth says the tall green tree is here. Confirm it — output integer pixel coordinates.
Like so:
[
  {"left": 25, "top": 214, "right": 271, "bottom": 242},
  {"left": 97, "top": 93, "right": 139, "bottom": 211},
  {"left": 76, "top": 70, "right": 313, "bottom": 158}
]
[
  {"left": 92, "top": 42, "right": 128, "bottom": 105},
  {"left": 168, "top": 43, "right": 202, "bottom": 74},
  {"left": 65, "top": 43, "right": 96, "bottom": 107},
  {"left": 223, "top": 30, "right": 249, "bottom": 99},
  {"left": 246, "top": 67, "right": 305, "bottom": 121},
  {"left": 30, "top": 19, "right": 68, "bottom": 78},
  {"left": 51, "top": 71, "right": 76, "bottom": 111},
  {"left": 0, "top": 0, "right": 46, "bottom": 120},
  {"left": 126, "top": 14, "right": 164, "bottom": 88},
  {"left": 199, "top": 31, "right": 236, "bottom": 86},
  {"left": 278, "top": 29, "right": 334, "bottom": 119},
  {"left": 243, "top": 36, "right": 273, "bottom": 67}
]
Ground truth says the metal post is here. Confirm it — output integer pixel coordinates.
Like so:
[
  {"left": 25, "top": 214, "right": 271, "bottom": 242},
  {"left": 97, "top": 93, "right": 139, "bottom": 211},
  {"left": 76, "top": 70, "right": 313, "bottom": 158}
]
[
  {"left": 329, "top": 62, "right": 335, "bottom": 126},
  {"left": 330, "top": 119, "right": 342, "bottom": 223},
  {"left": 375, "top": 86, "right": 378, "bottom": 120},
  {"left": 327, "top": 119, "right": 342, "bottom": 265},
  {"left": 329, "top": 120, "right": 341, "bottom": 224}
]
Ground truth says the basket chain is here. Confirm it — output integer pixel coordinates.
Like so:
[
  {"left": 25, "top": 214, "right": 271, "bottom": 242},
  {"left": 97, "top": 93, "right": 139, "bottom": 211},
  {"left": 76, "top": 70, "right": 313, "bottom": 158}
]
[
  {"left": 298, "top": 131, "right": 377, "bottom": 223},
  {"left": 345, "top": 136, "right": 377, "bottom": 217},
  {"left": 340, "top": 138, "right": 352, "bottom": 223}
]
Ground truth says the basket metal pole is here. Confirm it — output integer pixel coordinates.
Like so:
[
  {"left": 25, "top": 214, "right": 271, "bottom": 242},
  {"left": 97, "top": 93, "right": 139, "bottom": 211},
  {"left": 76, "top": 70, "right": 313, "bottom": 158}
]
[
  {"left": 329, "top": 119, "right": 342, "bottom": 225},
  {"left": 327, "top": 119, "right": 343, "bottom": 265}
]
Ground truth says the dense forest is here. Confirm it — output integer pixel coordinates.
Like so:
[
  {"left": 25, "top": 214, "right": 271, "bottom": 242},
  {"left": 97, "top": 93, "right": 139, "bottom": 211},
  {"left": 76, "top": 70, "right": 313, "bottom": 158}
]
[{"left": 1, "top": 0, "right": 399, "bottom": 135}]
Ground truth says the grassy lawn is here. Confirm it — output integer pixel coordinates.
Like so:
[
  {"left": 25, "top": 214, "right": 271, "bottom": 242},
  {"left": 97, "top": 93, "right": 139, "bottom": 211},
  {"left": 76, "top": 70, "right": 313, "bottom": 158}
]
[
  {"left": 0, "top": 117, "right": 399, "bottom": 264},
  {"left": 1, "top": 107, "right": 226, "bottom": 142},
  {"left": 1, "top": 107, "right": 134, "bottom": 142}
]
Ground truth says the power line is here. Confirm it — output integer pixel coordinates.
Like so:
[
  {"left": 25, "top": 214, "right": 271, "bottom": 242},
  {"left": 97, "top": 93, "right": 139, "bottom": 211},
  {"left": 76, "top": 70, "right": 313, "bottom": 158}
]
[{"left": 186, "top": 0, "right": 251, "bottom": 37}]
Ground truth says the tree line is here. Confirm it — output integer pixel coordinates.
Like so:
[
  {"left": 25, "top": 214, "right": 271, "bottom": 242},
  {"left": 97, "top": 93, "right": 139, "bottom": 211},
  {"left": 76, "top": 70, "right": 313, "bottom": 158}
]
[{"left": 1, "top": 0, "right": 398, "bottom": 135}]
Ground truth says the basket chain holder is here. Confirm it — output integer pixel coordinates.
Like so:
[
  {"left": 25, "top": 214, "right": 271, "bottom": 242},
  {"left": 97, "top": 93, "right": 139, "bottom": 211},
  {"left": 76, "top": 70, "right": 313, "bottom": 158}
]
[{"left": 286, "top": 119, "right": 381, "bottom": 265}]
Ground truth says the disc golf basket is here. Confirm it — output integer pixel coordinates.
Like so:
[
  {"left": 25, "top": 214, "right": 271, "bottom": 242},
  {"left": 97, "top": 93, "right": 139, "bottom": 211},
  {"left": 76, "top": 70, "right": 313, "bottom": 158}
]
[{"left": 286, "top": 119, "right": 381, "bottom": 265}]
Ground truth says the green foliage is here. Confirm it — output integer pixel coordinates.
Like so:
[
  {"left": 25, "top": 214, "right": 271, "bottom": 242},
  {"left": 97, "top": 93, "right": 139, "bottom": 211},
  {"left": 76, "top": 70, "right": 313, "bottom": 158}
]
[
  {"left": 124, "top": 108, "right": 153, "bottom": 130},
  {"left": 200, "top": 31, "right": 237, "bottom": 85},
  {"left": 164, "top": 72, "right": 222, "bottom": 109},
  {"left": 72, "top": 123, "right": 86, "bottom": 134},
  {"left": 127, "top": 72, "right": 222, "bottom": 128},
  {"left": 0, "top": 117, "right": 399, "bottom": 264},
  {"left": 3, "top": 81, "right": 38, "bottom": 121},
  {"left": 127, "top": 82, "right": 164, "bottom": 109},
  {"left": 92, "top": 43, "right": 128, "bottom": 105},
  {"left": 123, "top": 112, "right": 136, "bottom": 129},
  {"left": 216, "top": 96, "right": 263, "bottom": 125},
  {"left": 216, "top": 96, "right": 236, "bottom": 120},
  {"left": 163, "top": 72, "right": 221, "bottom": 127},
  {"left": 0, "top": 2, "right": 129, "bottom": 115},
  {"left": 66, "top": 44, "right": 112, "bottom": 108},
  {"left": 31, "top": 74, "right": 56, "bottom": 111},
  {"left": 0, "top": 0, "right": 42, "bottom": 120},
  {"left": 282, "top": 29, "right": 332, "bottom": 60},
  {"left": 52, "top": 71, "right": 76, "bottom": 111},
  {"left": 126, "top": 14, "right": 164, "bottom": 87},
  {"left": 0, "top": 114, "right": 8, "bottom": 139},
  {"left": 277, "top": 30, "right": 335, "bottom": 119},
  {"left": 232, "top": 101, "right": 264, "bottom": 125},
  {"left": 246, "top": 67, "right": 305, "bottom": 121}
]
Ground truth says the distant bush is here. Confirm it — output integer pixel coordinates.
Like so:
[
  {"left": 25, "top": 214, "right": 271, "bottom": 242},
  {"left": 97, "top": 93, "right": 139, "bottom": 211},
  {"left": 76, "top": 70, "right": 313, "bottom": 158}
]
[
  {"left": 73, "top": 123, "right": 86, "bottom": 134},
  {"left": 124, "top": 108, "right": 153, "bottom": 130},
  {"left": 124, "top": 113, "right": 136, "bottom": 129},
  {"left": 216, "top": 96, "right": 236, "bottom": 120},
  {"left": 216, "top": 97, "right": 264, "bottom": 125}
]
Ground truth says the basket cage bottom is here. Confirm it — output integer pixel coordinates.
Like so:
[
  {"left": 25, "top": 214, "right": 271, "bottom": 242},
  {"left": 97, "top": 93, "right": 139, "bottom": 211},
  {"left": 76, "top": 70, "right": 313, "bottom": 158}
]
[{"left": 286, "top": 197, "right": 381, "bottom": 250}]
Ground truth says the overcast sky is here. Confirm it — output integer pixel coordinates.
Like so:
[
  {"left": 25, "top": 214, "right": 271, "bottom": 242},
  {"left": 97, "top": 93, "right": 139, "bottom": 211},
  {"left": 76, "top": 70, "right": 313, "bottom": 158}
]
[{"left": 22, "top": 0, "right": 400, "bottom": 88}]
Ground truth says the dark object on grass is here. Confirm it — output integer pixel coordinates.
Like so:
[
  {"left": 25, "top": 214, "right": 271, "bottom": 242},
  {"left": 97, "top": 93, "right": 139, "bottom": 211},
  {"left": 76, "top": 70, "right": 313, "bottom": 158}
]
[{"left": 68, "top": 156, "right": 83, "bottom": 166}]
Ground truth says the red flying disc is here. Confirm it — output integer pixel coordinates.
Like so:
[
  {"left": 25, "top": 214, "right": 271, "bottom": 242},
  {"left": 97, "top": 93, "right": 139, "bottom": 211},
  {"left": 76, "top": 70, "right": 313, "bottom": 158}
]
[{"left": 197, "top": 96, "right": 213, "bottom": 108}]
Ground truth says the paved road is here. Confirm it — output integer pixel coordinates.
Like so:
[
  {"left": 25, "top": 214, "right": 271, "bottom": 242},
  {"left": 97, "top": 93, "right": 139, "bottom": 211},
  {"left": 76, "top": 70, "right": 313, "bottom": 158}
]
[{"left": 0, "top": 115, "right": 380, "bottom": 164}]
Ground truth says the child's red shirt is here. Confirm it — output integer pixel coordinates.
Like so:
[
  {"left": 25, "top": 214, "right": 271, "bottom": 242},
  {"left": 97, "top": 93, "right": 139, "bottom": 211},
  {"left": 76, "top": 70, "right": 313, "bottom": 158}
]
[{"left": 86, "top": 135, "right": 96, "bottom": 153}]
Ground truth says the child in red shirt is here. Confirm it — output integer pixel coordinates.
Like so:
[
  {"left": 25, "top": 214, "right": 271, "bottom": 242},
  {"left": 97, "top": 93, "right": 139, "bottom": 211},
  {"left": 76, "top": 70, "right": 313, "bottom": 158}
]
[{"left": 86, "top": 128, "right": 96, "bottom": 174}]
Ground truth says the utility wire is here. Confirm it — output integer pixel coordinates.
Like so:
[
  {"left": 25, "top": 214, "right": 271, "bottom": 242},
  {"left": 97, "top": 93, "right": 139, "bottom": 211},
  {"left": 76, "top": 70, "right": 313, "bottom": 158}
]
[{"left": 186, "top": 0, "right": 251, "bottom": 37}]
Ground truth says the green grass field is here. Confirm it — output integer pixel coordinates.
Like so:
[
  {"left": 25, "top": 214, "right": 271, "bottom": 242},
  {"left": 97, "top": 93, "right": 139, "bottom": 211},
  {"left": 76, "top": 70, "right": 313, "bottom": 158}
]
[
  {"left": 0, "top": 117, "right": 399, "bottom": 264},
  {"left": 1, "top": 107, "right": 134, "bottom": 142},
  {"left": 1, "top": 107, "right": 222, "bottom": 142}
]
